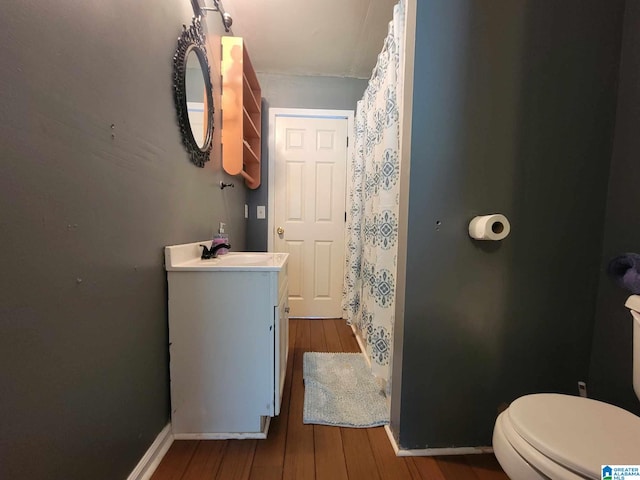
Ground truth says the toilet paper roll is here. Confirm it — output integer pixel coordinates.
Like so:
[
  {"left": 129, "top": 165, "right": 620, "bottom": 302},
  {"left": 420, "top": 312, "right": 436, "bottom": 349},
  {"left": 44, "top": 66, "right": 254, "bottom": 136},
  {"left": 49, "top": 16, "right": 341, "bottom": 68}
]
[{"left": 469, "top": 214, "right": 511, "bottom": 241}]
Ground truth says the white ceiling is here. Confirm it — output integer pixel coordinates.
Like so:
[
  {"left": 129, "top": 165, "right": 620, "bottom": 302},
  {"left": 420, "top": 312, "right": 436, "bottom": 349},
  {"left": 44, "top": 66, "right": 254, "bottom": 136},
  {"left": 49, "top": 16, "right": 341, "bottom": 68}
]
[{"left": 218, "top": 0, "right": 398, "bottom": 79}]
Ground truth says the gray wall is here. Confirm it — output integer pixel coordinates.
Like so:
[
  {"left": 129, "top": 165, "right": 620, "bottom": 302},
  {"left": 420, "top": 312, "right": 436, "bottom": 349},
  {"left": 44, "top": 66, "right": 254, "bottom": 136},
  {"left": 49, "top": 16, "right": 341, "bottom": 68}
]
[
  {"left": 246, "top": 73, "right": 367, "bottom": 251},
  {"left": 257, "top": 73, "right": 369, "bottom": 110},
  {"left": 391, "top": 0, "right": 624, "bottom": 449},
  {"left": 589, "top": 1, "right": 640, "bottom": 416},
  {"left": 0, "top": 1, "right": 244, "bottom": 478}
]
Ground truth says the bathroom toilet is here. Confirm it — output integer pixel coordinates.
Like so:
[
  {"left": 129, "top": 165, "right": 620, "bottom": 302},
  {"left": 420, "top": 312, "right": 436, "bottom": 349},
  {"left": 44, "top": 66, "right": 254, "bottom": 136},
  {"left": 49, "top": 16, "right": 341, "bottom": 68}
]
[{"left": 493, "top": 295, "right": 640, "bottom": 479}]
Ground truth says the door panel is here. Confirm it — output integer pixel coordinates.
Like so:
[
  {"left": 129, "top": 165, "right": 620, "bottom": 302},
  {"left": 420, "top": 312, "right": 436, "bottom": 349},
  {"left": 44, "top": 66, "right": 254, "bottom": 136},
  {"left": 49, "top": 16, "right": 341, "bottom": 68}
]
[
  {"left": 284, "top": 241, "right": 303, "bottom": 298},
  {"left": 314, "top": 241, "right": 333, "bottom": 298},
  {"left": 286, "top": 162, "right": 305, "bottom": 221},
  {"left": 315, "top": 163, "right": 334, "bottom": 221}
]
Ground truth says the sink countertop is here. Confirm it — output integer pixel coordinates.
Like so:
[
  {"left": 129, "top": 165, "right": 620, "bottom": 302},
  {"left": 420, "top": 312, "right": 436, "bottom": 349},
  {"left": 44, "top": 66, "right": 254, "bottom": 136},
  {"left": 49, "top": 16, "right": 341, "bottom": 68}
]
[{"left": 165, "top": 241, "right": 288, "bottom": 272}]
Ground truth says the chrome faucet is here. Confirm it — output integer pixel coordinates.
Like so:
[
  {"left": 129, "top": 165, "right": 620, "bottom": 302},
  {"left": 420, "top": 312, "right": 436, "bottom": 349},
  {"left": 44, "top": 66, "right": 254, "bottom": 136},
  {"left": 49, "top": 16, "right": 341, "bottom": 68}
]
[{"left": 199, "top": 243, "right": 231, "bottom": 259}]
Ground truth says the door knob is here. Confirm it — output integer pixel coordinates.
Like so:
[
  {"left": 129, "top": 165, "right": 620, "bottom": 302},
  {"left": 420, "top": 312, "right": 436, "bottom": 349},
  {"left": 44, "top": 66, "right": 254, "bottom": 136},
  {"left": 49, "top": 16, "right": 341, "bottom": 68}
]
[{"left": 277, "top": 227, "right": 285, "bottom": 235}]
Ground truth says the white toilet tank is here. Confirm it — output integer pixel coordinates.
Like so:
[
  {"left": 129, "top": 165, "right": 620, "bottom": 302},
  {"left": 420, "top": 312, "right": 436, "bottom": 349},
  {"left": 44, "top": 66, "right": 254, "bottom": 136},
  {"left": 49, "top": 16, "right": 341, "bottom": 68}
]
[{"left": 624, "top": 295, "right": 640, "bottom": 401}]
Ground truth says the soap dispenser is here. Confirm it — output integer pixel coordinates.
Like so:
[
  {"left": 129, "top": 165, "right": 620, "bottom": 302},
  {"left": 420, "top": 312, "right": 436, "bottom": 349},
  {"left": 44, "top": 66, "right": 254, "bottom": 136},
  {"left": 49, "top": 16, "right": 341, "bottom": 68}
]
[{"left": 212, "top": 222, "right": 229, "bottom": 255}]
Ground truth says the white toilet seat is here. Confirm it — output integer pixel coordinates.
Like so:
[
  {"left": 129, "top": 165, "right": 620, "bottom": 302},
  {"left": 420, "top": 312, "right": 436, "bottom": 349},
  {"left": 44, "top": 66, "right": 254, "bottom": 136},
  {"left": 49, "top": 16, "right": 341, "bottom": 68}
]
[
  {"left": 493, "top": 411, "right": 551, "bottom": 480},
  {"left": 498, "top": 409, "right": 586, "bottom": 479},
  {"left": 494, "top": 393, "right": 640, "bottom": 480}
]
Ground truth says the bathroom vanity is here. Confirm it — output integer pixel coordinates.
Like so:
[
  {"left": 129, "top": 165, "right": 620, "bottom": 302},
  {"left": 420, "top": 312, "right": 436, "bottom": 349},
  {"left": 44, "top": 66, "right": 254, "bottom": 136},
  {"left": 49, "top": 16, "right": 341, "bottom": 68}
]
[{"left": 165, "top": 242, "right": 289, "bottom": 439}]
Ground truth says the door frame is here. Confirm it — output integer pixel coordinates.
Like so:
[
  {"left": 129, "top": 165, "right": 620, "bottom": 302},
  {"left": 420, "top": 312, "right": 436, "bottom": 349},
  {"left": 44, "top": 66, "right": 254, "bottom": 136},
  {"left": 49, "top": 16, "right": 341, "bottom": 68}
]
[{"left": 267, "top": 108, "right": 355, "bottom": 253}]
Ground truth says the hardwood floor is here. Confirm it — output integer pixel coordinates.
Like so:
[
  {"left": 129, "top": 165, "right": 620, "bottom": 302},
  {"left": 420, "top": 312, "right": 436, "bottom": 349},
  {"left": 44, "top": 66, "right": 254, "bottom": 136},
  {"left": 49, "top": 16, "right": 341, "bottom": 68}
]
[{"left": 151, "top": 319, "right": 509, "bottom": 480}]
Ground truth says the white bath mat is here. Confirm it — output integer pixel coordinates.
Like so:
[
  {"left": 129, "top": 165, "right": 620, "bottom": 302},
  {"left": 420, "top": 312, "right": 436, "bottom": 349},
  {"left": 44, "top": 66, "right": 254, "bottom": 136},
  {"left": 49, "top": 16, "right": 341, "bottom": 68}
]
[{"left": 302, "top": 352, "right": 389, "bottom": 428}]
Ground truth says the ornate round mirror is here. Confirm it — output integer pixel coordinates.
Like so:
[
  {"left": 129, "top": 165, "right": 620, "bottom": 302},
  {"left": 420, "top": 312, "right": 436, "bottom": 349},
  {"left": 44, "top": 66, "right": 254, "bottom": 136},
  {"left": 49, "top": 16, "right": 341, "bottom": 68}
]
[{"left": 173, "top": 17, "right": 214, "bottom": 167}]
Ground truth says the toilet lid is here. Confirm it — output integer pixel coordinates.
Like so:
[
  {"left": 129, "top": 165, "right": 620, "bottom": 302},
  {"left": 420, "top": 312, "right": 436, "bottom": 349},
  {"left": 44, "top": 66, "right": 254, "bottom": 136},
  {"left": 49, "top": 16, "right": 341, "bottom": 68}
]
[{"left": 509, "top": 394, "right": 640, "bottom": 479}]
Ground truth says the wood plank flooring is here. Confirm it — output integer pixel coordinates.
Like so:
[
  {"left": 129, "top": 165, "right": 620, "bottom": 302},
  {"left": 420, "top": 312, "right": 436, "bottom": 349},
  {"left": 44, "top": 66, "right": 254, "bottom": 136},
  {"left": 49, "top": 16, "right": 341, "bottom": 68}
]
[{"left": 151, "top": 319, "right": 509, "bottom": 480}]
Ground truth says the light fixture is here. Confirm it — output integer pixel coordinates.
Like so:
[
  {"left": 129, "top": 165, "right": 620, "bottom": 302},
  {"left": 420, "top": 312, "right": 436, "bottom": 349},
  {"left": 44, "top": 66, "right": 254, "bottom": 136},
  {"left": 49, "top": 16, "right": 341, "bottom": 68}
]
[{"left": 200, "top": 0, "right": 233, "bottom": 33}]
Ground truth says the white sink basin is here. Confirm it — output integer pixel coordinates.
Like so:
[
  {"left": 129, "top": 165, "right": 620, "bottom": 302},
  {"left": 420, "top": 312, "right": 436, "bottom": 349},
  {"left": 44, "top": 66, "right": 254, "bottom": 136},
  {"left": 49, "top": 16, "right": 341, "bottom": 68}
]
[
  {"left": 165, "top": 242, "right": 288, "bottom": 272},
  {"left": 216, "top": 253, "right": 272, "bottom": 265}
]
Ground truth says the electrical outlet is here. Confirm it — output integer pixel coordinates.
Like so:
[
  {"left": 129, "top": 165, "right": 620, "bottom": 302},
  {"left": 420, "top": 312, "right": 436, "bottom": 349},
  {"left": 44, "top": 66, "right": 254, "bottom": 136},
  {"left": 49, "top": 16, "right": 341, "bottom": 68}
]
[
  {"left": 244, "top": 204, "right": 248, "bottom": 219},
  {"left": 578, "top": 381, "right": 587, "bottom": 398},
  {"left": 257, "top": 205, "right": 266, "bottom": 219}
]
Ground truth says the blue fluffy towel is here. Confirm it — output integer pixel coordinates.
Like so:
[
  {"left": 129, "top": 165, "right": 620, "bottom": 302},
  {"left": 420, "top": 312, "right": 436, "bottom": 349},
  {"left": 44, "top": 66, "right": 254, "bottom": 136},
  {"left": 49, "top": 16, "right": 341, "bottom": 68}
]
[{"left": 608, "top": 253, "right": 640, "bottom": 294}]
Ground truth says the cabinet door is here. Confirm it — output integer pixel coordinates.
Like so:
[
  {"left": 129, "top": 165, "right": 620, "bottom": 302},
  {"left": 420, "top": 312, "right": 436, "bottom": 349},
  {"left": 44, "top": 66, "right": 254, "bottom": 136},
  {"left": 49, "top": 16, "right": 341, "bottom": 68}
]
[{"left": 274, "top": 288, "right": 289, "bottom": 415}]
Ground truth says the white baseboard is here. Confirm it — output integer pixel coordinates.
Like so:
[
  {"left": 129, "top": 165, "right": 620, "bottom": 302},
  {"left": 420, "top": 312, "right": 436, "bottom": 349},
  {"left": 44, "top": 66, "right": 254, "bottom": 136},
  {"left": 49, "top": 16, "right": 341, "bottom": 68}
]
[
  {"left": 127, "top": 423, "right": 174, "bottom": 480},
  {"left": 173, "top": 417, "right": 271, "bottom": 440},
  {"left": 349, "top": 323, "right": 372, "bottom": 368},
  {"left": 173, "top": 431, "right": 265, "bottom": 440},
  {"left": 384, "top": 425, "right": 493, "bottom": 456}
]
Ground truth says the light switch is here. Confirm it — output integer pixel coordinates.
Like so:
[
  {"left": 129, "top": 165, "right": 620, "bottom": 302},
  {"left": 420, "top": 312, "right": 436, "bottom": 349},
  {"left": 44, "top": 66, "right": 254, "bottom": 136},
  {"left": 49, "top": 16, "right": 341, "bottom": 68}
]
[
  {"left": 244, "top": 204, "right": 248, "bottom": 219},
  {"left": 257, "top": 205, "right": 266, "bottom": 219}
]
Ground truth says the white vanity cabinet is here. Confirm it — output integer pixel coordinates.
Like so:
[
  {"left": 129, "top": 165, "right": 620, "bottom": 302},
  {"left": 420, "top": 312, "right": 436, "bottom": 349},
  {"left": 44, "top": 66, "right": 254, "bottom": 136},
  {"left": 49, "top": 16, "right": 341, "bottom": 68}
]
[{"left": 164, "top": 243, "right": 289, "bottom": 439}]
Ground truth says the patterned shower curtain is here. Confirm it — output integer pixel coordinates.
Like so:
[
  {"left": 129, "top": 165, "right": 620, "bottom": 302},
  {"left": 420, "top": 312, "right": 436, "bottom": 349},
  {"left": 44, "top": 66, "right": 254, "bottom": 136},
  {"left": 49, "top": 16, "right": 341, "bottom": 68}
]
[{"left": 343, "top": 0, "right": 405, "bottom": 387}]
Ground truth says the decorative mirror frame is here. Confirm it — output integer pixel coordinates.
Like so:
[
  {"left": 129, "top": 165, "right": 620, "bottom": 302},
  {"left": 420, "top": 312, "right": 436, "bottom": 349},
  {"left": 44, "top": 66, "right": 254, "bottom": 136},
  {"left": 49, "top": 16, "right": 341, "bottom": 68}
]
[{"left": 172, "top": 17, "right": 214, "bottom": 168}]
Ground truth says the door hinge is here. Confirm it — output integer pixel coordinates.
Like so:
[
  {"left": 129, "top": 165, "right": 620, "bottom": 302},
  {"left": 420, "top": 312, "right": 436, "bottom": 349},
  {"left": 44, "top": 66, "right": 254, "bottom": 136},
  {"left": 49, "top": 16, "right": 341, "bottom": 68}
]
[
  {"left": 344, "top": 211, "right": 347, "bottom": 222},
  {"left": 346, "top": 136, "right": 349, "bottom": 147}
]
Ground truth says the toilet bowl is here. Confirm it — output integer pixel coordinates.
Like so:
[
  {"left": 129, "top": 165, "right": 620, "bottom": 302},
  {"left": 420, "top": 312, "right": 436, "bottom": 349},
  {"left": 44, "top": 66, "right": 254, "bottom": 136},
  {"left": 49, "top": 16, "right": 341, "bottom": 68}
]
[{"left": 493, "top": 296, "right": 640, "bottom": 479}]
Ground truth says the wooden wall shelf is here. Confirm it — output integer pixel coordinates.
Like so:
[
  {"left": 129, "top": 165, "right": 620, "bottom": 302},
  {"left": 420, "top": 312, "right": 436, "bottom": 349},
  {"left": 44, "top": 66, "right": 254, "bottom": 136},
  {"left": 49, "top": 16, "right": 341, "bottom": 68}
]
[{"left": 221, "top": 37, "right": 261, "bottom": 189}]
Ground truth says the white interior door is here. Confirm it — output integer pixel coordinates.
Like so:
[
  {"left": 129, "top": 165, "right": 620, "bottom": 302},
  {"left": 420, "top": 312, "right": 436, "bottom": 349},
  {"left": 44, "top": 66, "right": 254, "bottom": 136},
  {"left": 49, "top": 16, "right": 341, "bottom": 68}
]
[{"left": 273, "top": 114, "right": 348, "bottom": 318}]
